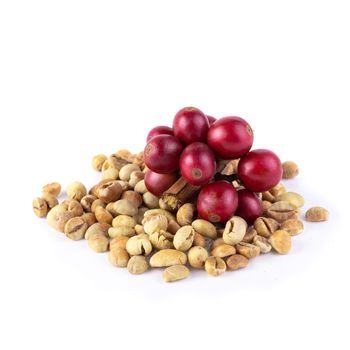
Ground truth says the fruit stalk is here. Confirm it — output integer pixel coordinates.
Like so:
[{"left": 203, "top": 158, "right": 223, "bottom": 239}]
[
  {"left": 214, "top": 173, "right": 239, "bottom": 182},
  {"left": 161, "top": 177, "right": 200, "bottom": 211}
]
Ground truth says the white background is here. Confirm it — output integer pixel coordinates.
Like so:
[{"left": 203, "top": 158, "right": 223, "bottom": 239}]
[{"left": 0, "top": 1, "right": 349, "bottom": 349}]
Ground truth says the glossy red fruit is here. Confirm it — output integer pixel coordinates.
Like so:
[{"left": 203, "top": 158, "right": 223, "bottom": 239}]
[
  {"left": 206, "top": 115, "right": 217, "bottom": 126},
  {"left": 173, "top": 107, "right": 209, "bottom": 145},
  {"left": 179, "top": 142, "right": 216, "bottom": 186},
  {"left": 237, "top": 149, "right": 282, "bottom": 192},
  {"left": 197, "top": 181, "right": 238, "bottom": 223},
  {"left": 235, "top": 189, "right": 263, "bottom": 224},
  {"left": 144, "top": 170, "right": 178, "bottom": 196},
  {"left": 146, "top": 126, "right": 173, "bottom": 143},
  {"left": 144, "top": 135, "right": 183, "bottom": 174},
  {"left": 207, "top": 116, "right": 254, "bottom": 159}
]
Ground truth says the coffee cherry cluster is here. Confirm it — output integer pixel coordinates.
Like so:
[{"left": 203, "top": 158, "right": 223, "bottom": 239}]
[{"left": 144, "top": 107, "right": 283, "bottom": 224}]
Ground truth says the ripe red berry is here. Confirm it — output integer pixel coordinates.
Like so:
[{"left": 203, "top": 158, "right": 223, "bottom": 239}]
[
  {"left": 237, "top": 149, "right": 282, "bottom": 192},
  {"left": 206, "top": 115, "right": 217, "bottom": 126},
  {"left": 197, "top": 181, "right": 238, "bottom": 223},
  {"left": 207, "top": 116, "right": 254, "bottom": 159},
  {"left": 146, "top": 125, "right": 173, "bottom": 143},
  {"left": 144, "top": 170, "right": 178, "bottom": 196},
  {"left": 235, "top": 189, "right": 263, "bottom": 224},
  {"left": 179, "top": 142, "right": 216, "bottom": 186},
  {"left": 173, "top": 107, "right": 209, "bottom": 145},
  {"left": 144, "top": 134, "right": 183, "bottom": 174}
]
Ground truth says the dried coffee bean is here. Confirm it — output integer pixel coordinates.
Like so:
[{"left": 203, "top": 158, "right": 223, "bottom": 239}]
[
  {"left": 133, "top": 207, "right": 149, "bottom": 225},
  {"left": 142, "top": 214, "right": 168, "bottom": 235},
  {"left": 262, "top": 190, "right": 276, "bottom": 204},
  {"left": 305, "top": 207, "right": 329, "bottom": 222},
  {"left": 105, "top": 203, "right": 117, "bottom": 216},
  {"left": 66, "top": 182, "right": 87, "bottom": 201},
  {"left": 108, "top": 247, "right": 130, "bottom": 267},
  {"left": 134, "top": 180, "right": 148, "bottom": 194},
  {"left": 85, "top": 222, "right": 110, "bottom": 240},
  {"left": 262, "top": 183, "right": 286, "bottom": 202},
  {"left": 205, "top": 256, "right": 226, "bottom": 276},
  {"left": 113, "top": 149, "right": 134, "bottom": 162},
  {"left": 254, "top": 217, "right": 279, "bottom": 238},
  {"left": 121, "top": 191, "right": 143, "bottom": 207},
  {"left": 131, "top": 151, "right": 144, "bottom": 168},
  {"left": 158, "top": 229, "right": 174, "bottom": 240},
  {"left": 42, "top": 182, "right": 61, "bottom": 197},
  {"left": 188, "top": 246, "right": 208, "bottom": 268},
  {"left": 91, "top": 199, "right": 106, "bottom": 213},
  {"left": 167, "top": 220, "right": 181, "bottom": 235},
  {"left": 81, "top": 212, "right": 97, "bottom": 227},
  {"left": 267, "top": 201, "right": 298, "bottom": 223},
  {"left": 150, "top": 249, "right": 187, "bottom": 267},
  {"left": 64, "top": 199, "right": 84, "bottom": 216},
  {"left": 193, "top": 232, "right": 206, "bottom": 248},
  {"left": 223, "top": 216, "right": 247, "bottom": 245},
  {"left": 262, "top": 200, "right": 272, "bottom": 213},
  {"left": 111, "top": 199, "right": 138, "bottom": 216},
  {"left": 235, "top": 242, "right": 260, "bottom": 259},
  {"left": 127, "top": 256, "right": 149, "bottom": 275},
  {"left": 108, "top": 226, "right": 135, "bottom": 238},
  {"left": 163, "top": 265, "right": 190, "bottom": 282},
  {"left": 143, "top": 209, "right": 176, "bottom": 222},
  {"left": 90, "top": 179, "right": 111, "bottom": 197},
  {"left": 242, "top": 227, "right": 257, "bottom": 243},
  {"left": 33, "top": 197, "right": 48, "bottom": 218},
  {"left": 280, "top": 219, "right": 304, "bottom": 236},
  {"left": 173, "top": 225, "right": 195, "bottom": 251},
  {"left": 129, "top": 171, "right": 144, "bottom": 188},
  {"left": 119, "top": 164, "right": 141, "bottom": 181},
  {"left": 134, "top": 224, "right": 145, "bottom": 235},
  {"left": 276, "top": 192, "right": 304, "bottom": 208},
  {"left": 253, "top": 235, "right": 271, "bottom": 253},
  {"left": 88, "top": 233, "right": 109, "bottom": 253},
  {"left": 143, "top": 192, "right": 160, "bottom": 209},
  {"left": 132, "top": 207, "right": 148, "bottom": 225},
  {"left": 102, "top": 168, "right": 119, "bottom": 180},
  {"left": 42, "top": 193, "right": 59, "bottom": 209},
  {"left": 117, "top": 180, "right": 131, "bottom": 192},
  {"left": 211, "top": 244, "right": 236, "bottom": 258},
  {"left": 96, "top": 180, "right": 123, "bottom": 203},
  {"left": 226, "top": 254, "right": 249, "bottom": 271},
  {"left": 126, "top": 234, "right": 152, "bottom": 256},
  {"left": 64, "top": 217, "right": 88, "bottom": 240},
  {"left": 92, "top": 154, "right": 107, "bottom": 171},
  {"left": 271, "top": 183, "right": 286, "bottom": 195},
  {"left": 192, "top": 219, "right": 217, "bottom": 239},
  {"left": 95, "top": 206, "right": 113, "bottom": 224},
  {"left": 282, "top": 161, "right": 299, "bottom": 179},
  {"left": 80, "top": 195, "right": 97, "bottom": 212},
  {"left": 211, "top": 238, "right": 226, "bottom": 250},
  {"left": 109, "top": 236, "right": 129, "bottom": 250},
  {"left": 112, "top": 215, "right": 137, "bottom": 228},
  {"left": 149, "top": 231, "right": 173, "bottom": 250},
  {"left": 109, "top": 153, "right": 131, "bottom": 170},
  {"left": 102, "top": 156, "right": 120, "bottom": 171},
  {"left": 177, "top": 203, "right": 195, "bottom": 226},
  {"left": 269, "top": 230, "right": 292, "bottom": 254}
]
